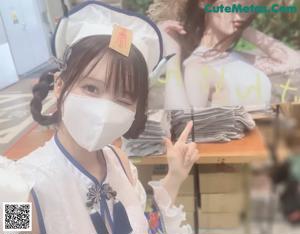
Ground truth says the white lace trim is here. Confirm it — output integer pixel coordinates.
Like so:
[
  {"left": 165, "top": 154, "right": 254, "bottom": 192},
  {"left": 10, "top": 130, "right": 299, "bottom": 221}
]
[{"left": 148, "top": 180, "right": 193, "bottom": 234}]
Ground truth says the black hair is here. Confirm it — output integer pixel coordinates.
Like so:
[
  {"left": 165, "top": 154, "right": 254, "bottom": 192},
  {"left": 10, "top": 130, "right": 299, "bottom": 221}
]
[
  {"left": 30, "top": 68, "right": 60, "bottom": 125},
  {"left": 30, "top": 35, "right": 149, "bottom": 139}
]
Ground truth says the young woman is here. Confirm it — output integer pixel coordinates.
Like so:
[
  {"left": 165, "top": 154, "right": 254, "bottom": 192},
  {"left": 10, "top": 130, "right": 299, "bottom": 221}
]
[
  {"left": 0, "top": 2, "right": 198, "bottom": 234},
  {"left": 149, "top": 0, "right": 300, "bottom": 109}
]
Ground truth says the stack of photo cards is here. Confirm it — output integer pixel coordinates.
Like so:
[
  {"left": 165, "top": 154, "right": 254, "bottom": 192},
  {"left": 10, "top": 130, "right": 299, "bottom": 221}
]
[
  {"left": 121, "top": 110, "right": 171, "bottom": 157},
  {"left": 171, "top": 106, "right": 256, "bottom": 143}
]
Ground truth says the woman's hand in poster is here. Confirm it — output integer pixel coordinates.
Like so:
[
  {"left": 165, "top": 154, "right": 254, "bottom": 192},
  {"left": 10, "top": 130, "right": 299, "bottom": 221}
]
[{"left": 158, "top": 20, "right": 186, "bottom": 55}]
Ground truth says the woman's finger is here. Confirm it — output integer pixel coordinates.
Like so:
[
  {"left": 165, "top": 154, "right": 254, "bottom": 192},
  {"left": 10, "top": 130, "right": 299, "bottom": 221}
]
[
  {"left": 164, "top": 20, "right": 182, "bottom": 27},
  {"left": 168, "top": 25, "right": 186, "bottom": 34},
  {"left": 184, "top": 143, "right": 196, "bottom": 159},
  {"left": 163, "top": 137, "right": 173, "bottom": 150},
  {"left": 190, "top": 150, "right": 200, "bottom": 163},
  {"left": 178, "top": 121, "right": 193, "bottom": 143},
  {"left": 168, "top": 21, "right": 186, "bottom": 34},
  {"left": 185, "top": 148, "right": 200, "bottom": 166},
  {"left": 183, "top": 144, "right": 196, "bottom": 166},
  {"left": 183, "top": 150, "right": 191, "bottom": 167},
  {"left": 162, "top": 21, "right": 186, "bottom": 34}
]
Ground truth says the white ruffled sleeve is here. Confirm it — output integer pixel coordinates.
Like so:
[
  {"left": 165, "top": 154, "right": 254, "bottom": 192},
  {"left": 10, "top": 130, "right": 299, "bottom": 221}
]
[
  {"left": 128, "top": 161, "right": 193, "bottom": 234},
  {"left": 148, "top": 180, "right": 193, "bottom": 234}
]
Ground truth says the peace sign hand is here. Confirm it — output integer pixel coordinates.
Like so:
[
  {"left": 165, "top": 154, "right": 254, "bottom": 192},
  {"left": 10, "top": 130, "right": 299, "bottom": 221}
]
[{"left": 163, "top": 120, "right": 200, "bottom": 183}]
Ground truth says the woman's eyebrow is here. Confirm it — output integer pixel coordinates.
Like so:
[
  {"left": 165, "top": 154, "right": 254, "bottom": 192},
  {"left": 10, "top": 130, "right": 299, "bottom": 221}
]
[
  {"left": 115, "top": 96, "right": 135, "bottom": 105},
  {"left": 84, "top": 77, "right": 106, "bottom": 85}
]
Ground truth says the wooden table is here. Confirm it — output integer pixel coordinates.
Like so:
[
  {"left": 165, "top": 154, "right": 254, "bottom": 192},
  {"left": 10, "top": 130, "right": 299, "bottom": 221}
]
[{"left": 130, "top": 128, "right": 268, "bottom": 165}]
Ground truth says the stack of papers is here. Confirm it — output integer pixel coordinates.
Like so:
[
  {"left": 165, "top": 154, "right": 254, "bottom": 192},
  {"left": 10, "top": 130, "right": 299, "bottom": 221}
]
[
  {"left": 171, "top": 106, "right": 256, "bottom": 143},
  {"left": 121, "top": 110, "right": 170, "bottom": 157}
]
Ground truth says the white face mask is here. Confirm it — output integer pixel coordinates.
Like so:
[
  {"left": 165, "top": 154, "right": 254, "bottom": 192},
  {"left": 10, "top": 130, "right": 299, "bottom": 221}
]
[{"left": 62, "top": 94, "right": 135, "bottom": 152}]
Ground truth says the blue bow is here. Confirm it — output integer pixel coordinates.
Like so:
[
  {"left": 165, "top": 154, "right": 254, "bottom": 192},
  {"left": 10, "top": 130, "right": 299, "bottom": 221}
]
[{"left": 87, "top": 183, "right": 132, "bottom": 234}]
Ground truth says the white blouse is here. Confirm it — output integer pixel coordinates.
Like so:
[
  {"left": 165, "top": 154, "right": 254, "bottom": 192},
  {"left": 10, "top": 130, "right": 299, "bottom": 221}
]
[
  {"left": 183, "top": 46, "right": 272, "bottom": 111},
  {"left": 0, "top": 136, "right": 192, "bottom": 234}
]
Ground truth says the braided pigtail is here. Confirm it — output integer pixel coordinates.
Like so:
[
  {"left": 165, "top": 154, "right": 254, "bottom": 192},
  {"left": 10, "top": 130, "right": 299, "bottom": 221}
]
[{"left": 30, "top": 68, "right": 60, "bottom": 126}]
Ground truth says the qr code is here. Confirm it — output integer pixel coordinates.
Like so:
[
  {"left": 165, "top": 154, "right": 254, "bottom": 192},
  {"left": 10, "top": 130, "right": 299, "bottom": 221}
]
[{"left": 2, "top": 202, "right": 32, "bottom": 232}]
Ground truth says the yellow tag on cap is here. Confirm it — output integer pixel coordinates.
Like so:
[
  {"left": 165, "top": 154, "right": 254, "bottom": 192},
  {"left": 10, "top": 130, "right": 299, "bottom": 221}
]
[{"left": 109, "top": 24, "right": 133, "bottom": 57}]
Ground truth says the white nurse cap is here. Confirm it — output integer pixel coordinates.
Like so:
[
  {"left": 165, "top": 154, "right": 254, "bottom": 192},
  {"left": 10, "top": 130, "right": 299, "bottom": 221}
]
[{"left": 51, "top": 1, "right": 163, "bottom": 73}]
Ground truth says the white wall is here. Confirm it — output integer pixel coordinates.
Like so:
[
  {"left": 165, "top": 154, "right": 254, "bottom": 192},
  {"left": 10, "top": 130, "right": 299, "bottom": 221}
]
[
  {"left": 0, "top": 16, "right": 6, "bottom": 45},
  {"left": 0, "top": 15, "right": 18, "bottom": 89},
  {"left": 0, "top": 43, "right": 19, "bottom": 89},
  {"left": 0, "top": 0, "right": 51, "bottom": 75}
]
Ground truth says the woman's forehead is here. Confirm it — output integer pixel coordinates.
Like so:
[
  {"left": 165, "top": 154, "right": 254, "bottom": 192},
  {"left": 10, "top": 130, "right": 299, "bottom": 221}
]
[{"left": 82, "top": 56, "right": 108, "bottom": 83}]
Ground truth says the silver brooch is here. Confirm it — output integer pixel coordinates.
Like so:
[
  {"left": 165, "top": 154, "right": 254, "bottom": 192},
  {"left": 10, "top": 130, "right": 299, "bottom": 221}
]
[{"left": 86, "top": 183, "right": 117, "bottom": 209}]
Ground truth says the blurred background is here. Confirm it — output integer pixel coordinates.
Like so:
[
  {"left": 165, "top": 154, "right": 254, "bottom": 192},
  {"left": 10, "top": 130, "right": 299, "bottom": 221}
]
[{"left": 123, "top": 0, "right": 300, "bottom": 49}]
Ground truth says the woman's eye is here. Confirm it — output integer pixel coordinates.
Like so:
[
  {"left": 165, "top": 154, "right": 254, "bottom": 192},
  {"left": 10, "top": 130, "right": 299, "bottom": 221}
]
[
  {"left": 82, "top": 85, "right": 99, "bottom": 95},
  {"left": 115, "top": 96, "right": 135, "bottom": 106}
]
